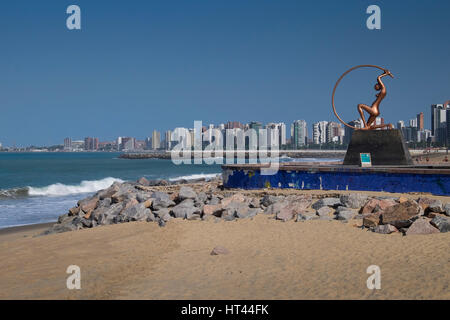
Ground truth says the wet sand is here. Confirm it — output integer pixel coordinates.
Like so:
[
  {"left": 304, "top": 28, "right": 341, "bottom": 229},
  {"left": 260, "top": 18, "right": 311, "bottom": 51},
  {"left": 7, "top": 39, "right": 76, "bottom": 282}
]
[{"left": 0, "top": 204, "right": 448, "bottom": 300}]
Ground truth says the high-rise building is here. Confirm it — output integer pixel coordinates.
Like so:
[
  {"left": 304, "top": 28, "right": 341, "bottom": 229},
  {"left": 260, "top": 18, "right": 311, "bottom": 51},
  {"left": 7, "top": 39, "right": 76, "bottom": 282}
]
[
  {"left": 326, "top": 122, "right": 342, "bottom": 143},
  {"left": 120, "top": 137, "right": 136, "bottom": 151},
  {"left": 84, "top": 137, "right": 99, "bottom": 150},
  {"left": 397, "top": 120, "right": 405, "bottom": 130},
  {"left": 292, "top": 120, "right": 308, "bottom": 148},
  {"left": 431, "top": 104, "right": 445, "bottom": 137},
  {"left": 409, "top": 118, "right": 417, "bottom": 128},
  {"left": 344, "top": 119, "right": 362, "bottom": 145},
  {"left": 165, "top": 130, "right": 172, "bottom": 150},
  {"left": 417, "top": 112, "right": 424, "bottom": 130},
  {"left": 313, "top": 121, "right": 328, "bottom": 144},
  {"left": 225, "top": 121, "right": 243, "bottom": 129},
  {"left": 64, "top": 138, "right": 72, "bottom": 150},
  {"left": 152, "top": 130, "right": 161, "bottom": 150}
]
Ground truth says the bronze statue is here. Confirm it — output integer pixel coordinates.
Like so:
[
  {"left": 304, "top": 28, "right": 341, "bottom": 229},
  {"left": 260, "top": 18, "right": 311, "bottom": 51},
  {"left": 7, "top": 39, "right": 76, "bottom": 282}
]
[{"left": 332, "top": 65, "right": 394, "bottom": 130}]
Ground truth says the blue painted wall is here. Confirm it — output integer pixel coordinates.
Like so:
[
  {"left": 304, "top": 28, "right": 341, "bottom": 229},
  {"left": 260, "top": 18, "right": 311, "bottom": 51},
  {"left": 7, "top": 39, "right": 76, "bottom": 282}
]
[{"left": 222, "top": 168, "right": 450, "bottom": 196}]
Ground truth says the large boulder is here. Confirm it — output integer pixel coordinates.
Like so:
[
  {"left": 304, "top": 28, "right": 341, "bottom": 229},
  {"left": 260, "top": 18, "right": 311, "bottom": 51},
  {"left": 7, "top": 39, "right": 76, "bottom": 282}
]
[
  {"left": 97, "top": 202, "right": 124, "bottom": 225},
  {"left": 406, "top": 218, "right": 440, "bottom": 235},
  {"left": 151, "top": 191, "right": 171, "bottom": 202},
  {"left": 261, "top": 195, "right": 283, "bottom": 207},
  {"left": 417, "top": 197, "right": 435, "bottom": 211},
  {"left": 97, "top": 182, "right": 120, "bottom": 200},
  {"left": 78, "top": 196, "right": 99, "bottom": 213},
  {"left": 151, "top": 197, "right": 175, "bottom": 210},
  {"left": 380, "top": 200, "right": 422, "bottom": 228},
  {"left": 444, "top": 203, "right": 450, "bottom": 216},
  {"left": 222, "top": 201, "right": 251, "bottom": 219},
  {"left": 430, "top": 215, "right": 450, "bottom": 233},
  {"left": 335, "top": 209, "right": 356, "bottom": 221},
  {"left": 171, "top": 200, "right": 201, "bottom": 219},
  {"left": 178, "top": 186, "right": 197, "bottom": 201},
  {"left": 276, "top": 204, "right": 299, "bottom": 222},
  {"left": 120, "top": 203, "right": 150, "bottom": 222},
  {"left": 361, "top": 198, "right": 396, "bottom": 214},
  {"left": 203, "top": 204, "right": 224, "bottom": 216},
  {"left": 340, "top": 194, "right": 368, "bottom": 209},
  {"left": 316, "top": 206, "right": 334, "bottom": 217},
  {"left": 428, "top": 200, "right": 444, "bottom": 213},
  {"left": 311, "top": 198, "right": 341, "bottom": 210},
  {"left": 363, "top": 212, "right": 381, "bottom": 228}
]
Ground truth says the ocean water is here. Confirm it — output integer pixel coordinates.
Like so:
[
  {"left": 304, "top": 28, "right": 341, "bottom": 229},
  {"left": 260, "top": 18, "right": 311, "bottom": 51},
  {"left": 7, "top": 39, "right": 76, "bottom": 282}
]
[
  {"left": 0, "top": 152, "right": 341, "bottom": 229},
  {"left": 0, "top": 152, "right": 221, "bottom": 229}
]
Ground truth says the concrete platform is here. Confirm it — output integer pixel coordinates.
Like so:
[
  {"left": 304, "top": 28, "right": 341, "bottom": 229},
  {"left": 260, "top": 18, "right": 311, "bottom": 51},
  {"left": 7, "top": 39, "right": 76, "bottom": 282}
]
[{"left": 222, "top": 163, "right": 450, "bottom": 196}]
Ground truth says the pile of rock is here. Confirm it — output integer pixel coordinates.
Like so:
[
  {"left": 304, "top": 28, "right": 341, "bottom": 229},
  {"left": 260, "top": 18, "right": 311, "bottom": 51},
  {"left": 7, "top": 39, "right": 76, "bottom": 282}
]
[
  {"left": 42, "top": 178, "right": 450, "bottom": 236},
  {"left": 362, "top": 196, "right": 450, "bottom": 235}
]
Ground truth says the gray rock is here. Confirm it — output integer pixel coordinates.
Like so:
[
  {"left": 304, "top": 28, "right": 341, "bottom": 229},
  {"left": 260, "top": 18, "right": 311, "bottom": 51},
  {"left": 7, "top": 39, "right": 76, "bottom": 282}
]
[
  {"left": 186, "top": 213, "right": 201, "bottom": 220},
  {"left": 261, "top": 195, "right": 283, "bottom": 207},
  {"left": 428, "top": 200, "right": 443, "bottom": 213},
  {"left": 121, "top": 203, "right": 150, "bottom": 221},
  {"left": 335, "top": 209, "right": 356, "bottom": 221},
  {"left": 373, "top": 224, "right": 398, "bottom": 234},
  {"left": 146, "top": 212, "right": 157, "bottom": 222},
  {"left": 197, "top": 192, "right": 208, "bottom": 204},
  {"left": 178, "top": 186, "right": 197, "bottom": 200},
  {"left": 136, "top": 192, "right": 152, "bottom": 203},
  {"left": 340, "top": 194, "right": 368, "bottom": 209},
  {"left": 57, "top": 213, "right": 71, "bottom": 224},
  {"left": 151, "top": 191, "right": 171, "bottom": 202},
  {"left": 151, "top": 197, "right": 175, "bottom": 210},
  {"left": 264, "top": 200, "right": 290, "bottom": 215},
  {"left": 430, "top": 215, "right": 450, "bottom": 232},
  {"left": 171, "top": 200, "right": 201, "bottom": 219},
  {"left": 444, "top": 203, "right": 450, "bottom": 216},
  {"left": 406, "top": 218, "right": 440, "bottom": 235},
  {"left": 98, "top": 198, "right": 112, "bottom": 207},
  {"left": 208, "top": 196, "right": 220, "bottom": 205},
  {"left": 316, "top": 206, "right": 334, "bottom": 217},
  {"left": 97, "top": 183, "right": 120, "bottom": 200},
  {"left": 296, "top": 212, "right": 317, "bottom": 222},
  {"left": 312, "top": 198, "right": 341, "bottom": 210},
  {"left": 97, "top": 202, "right": 124, "bottom": 225},
  {"left": 80, "top": 217, "right": 93, "bottom": 228},
  {"left": 223, "top": 201, "right": 251, "bottom": 219}
]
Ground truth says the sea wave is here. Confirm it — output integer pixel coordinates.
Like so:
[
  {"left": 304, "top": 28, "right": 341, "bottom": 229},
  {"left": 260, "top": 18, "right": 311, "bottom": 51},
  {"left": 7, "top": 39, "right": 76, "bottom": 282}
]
[
  {"left": 169, "top": 173, "right": 220, "bottom": 182},
  {"left": 0, "top": 177, "right": 123, "bottom": 199}
]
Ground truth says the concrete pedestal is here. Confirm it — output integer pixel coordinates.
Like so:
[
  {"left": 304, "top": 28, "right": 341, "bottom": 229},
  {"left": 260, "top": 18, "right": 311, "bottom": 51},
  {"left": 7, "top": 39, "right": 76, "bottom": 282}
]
[{"left": 343, "top": 129, "right": 412, "bottom": 166}]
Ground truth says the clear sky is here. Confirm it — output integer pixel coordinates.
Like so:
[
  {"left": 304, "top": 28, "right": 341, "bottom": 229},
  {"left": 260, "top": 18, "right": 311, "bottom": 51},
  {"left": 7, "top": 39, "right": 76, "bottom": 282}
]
[{"left": 1, "top": 0, "right": 449, "bottom": 146}]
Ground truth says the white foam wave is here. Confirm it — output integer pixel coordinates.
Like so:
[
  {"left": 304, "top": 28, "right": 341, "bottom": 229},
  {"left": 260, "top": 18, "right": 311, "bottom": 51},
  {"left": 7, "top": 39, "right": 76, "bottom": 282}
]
[
  {"left": 169, "top": 173, "right": 220, "bottom": 182},
  {"left": 28, "top": 177, "right": 123, "bottom": 197}
]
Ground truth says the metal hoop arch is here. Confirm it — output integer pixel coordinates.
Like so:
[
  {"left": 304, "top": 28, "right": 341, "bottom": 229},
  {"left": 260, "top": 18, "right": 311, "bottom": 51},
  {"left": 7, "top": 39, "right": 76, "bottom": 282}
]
[{"left": 331, "top": 64, "right": 387, "bottom": 130}]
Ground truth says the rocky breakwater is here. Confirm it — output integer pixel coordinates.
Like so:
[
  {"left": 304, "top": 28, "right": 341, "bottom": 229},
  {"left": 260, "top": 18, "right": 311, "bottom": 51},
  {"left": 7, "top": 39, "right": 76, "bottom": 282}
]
[{"left": 42, "top": 178, "right": 450, "bottom": 236}]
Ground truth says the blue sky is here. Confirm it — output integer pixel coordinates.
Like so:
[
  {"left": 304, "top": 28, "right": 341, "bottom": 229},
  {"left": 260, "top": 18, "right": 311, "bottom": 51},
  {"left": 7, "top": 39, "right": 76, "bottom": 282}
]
[{"left": 1, "top": 0, "right": 449, "bottom": 146}]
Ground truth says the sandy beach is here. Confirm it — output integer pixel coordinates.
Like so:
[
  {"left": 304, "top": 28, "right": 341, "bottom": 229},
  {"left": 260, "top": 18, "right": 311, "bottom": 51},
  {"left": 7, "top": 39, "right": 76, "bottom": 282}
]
[{"left": 0, "top": 188, "right": 449, "bottom": 300}]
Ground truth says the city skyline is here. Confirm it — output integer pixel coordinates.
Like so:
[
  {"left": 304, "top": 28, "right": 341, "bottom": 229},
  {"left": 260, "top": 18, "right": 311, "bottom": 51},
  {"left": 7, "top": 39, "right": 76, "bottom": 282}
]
[
  {"left": 1, "top": 103, "right": 443, "bottom": 150},
  {"left": 1, "top": 1, "right": 450, "bottom": 146}
]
